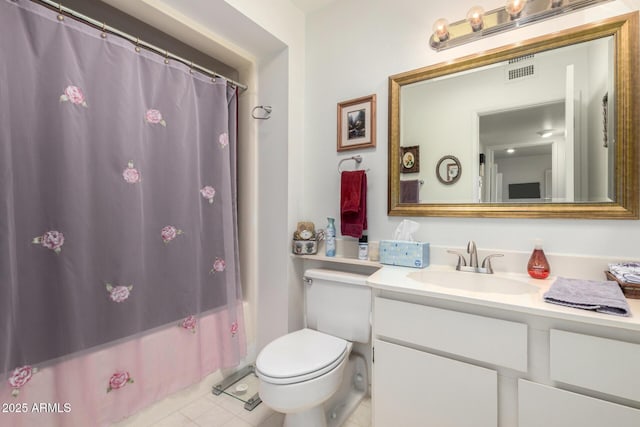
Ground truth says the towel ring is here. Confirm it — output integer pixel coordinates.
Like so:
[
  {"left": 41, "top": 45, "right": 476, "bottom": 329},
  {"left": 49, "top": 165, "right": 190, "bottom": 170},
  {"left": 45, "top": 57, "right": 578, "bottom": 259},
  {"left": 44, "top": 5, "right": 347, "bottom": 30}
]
[{"left": 338, "top": 155, "right": 364, "bottom": 174}]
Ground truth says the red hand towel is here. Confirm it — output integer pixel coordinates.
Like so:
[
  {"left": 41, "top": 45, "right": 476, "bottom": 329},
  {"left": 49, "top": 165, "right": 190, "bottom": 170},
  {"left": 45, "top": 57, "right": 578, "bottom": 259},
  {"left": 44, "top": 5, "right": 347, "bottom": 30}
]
[{"left": 340, "top": 170, "right": 367, "bottom": 238}]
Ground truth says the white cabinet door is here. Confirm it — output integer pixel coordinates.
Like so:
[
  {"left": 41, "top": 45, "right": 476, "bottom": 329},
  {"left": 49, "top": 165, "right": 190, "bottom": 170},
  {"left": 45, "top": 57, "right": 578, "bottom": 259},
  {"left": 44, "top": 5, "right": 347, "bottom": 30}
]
[
  {"left": 518, "top": 380, "right": 640, "bottom": 427},
  {"left": 373, "top": 339, "right": 497, "bottom": 427}
]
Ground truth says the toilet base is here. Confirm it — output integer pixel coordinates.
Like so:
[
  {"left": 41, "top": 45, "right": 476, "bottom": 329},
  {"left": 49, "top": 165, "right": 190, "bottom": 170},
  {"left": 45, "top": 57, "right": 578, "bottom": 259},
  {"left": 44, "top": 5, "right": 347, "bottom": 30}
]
[
  {"left": 284, "top": 405, "right": 327, "bottom": 427},
  {"left": 279, "top": 352, "right": 368, "bottom": 427},
  {"left": 323, "top": 352, "right": 368, "bottom": 427}
]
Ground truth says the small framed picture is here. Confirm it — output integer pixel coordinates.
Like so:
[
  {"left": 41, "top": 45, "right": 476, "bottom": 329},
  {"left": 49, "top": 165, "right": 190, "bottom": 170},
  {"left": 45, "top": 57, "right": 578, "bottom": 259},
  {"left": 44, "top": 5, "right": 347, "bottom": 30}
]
[
  {"left": 401, "top": 145, "right": 420, "bottom": 173},
  {"left": 447, "top": 163, "right": 459, "bottom": 182},
  {"left": 337, "top": 94, "right": 376, "bottom": 152}
]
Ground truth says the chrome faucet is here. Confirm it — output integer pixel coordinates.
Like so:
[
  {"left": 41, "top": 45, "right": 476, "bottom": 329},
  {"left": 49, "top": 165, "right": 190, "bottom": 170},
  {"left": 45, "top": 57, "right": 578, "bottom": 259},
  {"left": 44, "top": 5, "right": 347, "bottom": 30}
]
[
  {"left": 447, "top": 241, "right": 503, "bottom": 274},
  {"left": 467, "top": 240, "right": 478, "bottom": 268}
]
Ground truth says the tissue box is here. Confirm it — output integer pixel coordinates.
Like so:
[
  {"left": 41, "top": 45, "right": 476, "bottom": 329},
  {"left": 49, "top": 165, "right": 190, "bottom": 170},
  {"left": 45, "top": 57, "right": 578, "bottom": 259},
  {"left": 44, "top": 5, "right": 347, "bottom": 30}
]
[{"left": 379, "top": 240, "right": 430, "bottom": 268}]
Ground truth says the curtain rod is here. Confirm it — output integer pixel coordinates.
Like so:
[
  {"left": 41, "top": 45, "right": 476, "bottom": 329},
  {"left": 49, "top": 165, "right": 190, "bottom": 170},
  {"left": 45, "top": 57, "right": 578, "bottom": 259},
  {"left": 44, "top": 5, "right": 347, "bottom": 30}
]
[{"left": 30, "top": 0, "right": 248, "bottom": 91}]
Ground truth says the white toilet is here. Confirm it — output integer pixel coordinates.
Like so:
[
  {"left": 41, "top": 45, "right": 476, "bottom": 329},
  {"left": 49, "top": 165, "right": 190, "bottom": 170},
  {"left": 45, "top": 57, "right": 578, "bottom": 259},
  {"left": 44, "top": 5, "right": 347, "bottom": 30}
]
[{"left": 256, "top": 268, "right": 371, "bottom": 427}]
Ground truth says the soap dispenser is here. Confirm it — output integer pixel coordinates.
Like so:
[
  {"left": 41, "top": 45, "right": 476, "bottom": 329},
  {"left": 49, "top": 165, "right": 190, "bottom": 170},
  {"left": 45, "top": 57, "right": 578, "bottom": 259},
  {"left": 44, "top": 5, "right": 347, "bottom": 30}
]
[{"left": 527, "top": 239, "right": 550, "bottom": 279}]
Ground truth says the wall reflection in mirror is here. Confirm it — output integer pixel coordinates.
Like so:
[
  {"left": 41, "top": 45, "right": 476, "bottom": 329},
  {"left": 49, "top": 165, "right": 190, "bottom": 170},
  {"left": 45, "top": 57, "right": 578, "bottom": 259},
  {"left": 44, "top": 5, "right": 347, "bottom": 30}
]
[{"left": 400, "top": 36, "right": 614, "bottom": 204}]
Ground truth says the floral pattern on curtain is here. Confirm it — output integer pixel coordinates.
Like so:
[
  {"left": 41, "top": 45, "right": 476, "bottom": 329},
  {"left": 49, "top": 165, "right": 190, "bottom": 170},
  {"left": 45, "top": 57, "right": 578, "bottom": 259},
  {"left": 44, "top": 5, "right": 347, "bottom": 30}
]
[{"left": 0, "top": 0, "right": 245, "bottom": 423}]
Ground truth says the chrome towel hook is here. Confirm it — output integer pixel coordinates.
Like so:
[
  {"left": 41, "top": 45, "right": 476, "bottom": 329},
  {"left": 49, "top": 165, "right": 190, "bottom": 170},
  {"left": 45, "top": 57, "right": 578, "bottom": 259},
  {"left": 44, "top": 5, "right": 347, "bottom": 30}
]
[{"left": 252, "top": 105, "right": 272, "bottom": 120}]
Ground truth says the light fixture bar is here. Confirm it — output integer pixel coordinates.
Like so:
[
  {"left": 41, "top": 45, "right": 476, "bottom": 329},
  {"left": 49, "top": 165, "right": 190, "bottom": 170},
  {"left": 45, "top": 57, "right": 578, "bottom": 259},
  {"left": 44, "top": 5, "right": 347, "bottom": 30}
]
[{"left": 430, "top": 0, "right": 612, "bottom": 51}]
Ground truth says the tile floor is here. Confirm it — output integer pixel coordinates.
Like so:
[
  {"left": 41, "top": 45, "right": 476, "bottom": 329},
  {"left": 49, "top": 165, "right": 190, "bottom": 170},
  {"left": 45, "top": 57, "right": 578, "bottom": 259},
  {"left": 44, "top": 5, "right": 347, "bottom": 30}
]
[{"left": 112, "top": 372, "right": 371, "bottom": 427}]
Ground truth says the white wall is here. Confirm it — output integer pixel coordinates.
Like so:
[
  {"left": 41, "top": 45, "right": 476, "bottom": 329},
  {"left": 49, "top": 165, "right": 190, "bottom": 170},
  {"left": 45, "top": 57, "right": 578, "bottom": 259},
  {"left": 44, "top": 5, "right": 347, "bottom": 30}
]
[
  {"left": 305, "top": 0, "right": 640, "bottom": 259},
  {"left": 401, "top": 43, "right": 588, "bottom": 203},
  {"left": 222, "top": 0, "right": 308, "bottom": 345},
  {"left": 586, "top": 38, "right": 611, "bottom": 201},
  {"left": 254, "top": 49, "right": 292, "bottom": 350}
]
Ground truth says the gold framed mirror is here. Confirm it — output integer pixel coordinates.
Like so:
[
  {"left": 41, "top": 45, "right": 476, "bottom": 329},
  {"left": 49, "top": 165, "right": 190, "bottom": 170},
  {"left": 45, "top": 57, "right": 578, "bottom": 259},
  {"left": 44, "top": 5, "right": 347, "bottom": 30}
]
[{"left": 388, "top": 13, "right": 638, "bottom": 219}]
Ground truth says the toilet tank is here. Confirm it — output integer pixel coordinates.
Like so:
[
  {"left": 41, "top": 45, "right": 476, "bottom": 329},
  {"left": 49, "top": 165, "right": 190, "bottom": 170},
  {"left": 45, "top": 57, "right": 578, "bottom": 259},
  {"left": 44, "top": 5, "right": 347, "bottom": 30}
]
[{"left": 304, "top": 269, "right": 371, "bottom": 344}]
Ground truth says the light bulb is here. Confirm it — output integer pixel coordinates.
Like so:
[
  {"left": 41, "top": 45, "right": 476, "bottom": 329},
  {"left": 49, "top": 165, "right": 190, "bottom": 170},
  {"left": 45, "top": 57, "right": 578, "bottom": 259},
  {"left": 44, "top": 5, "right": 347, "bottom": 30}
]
[
  {"left": 432, "top": 18, "right": 450, "bottom": 42},
  {"left": 505, "top": 0, "right": 527, "bottom": 19},
  {"left": 466, "top": 6, "right": 485, "bottom": 32}
]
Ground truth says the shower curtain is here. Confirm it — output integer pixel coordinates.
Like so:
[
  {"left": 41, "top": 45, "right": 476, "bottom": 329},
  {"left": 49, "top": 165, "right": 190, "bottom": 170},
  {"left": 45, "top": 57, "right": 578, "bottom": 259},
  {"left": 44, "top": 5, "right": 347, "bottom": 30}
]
[{"left": 0, "top": 1, "right": 245, "bottom": 425}]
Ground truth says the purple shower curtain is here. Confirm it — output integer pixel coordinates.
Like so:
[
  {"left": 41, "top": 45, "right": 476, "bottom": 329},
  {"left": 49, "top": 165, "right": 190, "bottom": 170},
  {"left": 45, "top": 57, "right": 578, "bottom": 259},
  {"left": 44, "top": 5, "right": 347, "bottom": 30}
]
[{"left": 0, "top": 1, "right": 245, "bottom": 425}]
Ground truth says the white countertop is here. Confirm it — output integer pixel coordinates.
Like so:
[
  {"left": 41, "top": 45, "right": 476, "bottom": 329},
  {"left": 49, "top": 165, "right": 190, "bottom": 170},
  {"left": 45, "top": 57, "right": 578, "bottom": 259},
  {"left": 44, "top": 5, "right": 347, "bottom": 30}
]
[{"left": 367, "top": 264, "right": 640, "bottom": 332}]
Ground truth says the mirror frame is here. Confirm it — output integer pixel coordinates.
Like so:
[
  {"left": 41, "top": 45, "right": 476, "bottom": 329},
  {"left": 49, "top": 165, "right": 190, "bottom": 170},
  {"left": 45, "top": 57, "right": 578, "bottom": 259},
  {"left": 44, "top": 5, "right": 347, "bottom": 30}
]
[{"left": 388, "top": 13, "right": 639, "bottom": 219}]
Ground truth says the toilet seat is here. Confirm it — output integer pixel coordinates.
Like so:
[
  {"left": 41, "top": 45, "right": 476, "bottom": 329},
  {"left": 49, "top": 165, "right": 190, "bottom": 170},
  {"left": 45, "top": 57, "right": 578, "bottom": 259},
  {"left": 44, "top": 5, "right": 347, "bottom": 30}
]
[{"left": 256, "top": 328, "right": 349, "bottom": 385}]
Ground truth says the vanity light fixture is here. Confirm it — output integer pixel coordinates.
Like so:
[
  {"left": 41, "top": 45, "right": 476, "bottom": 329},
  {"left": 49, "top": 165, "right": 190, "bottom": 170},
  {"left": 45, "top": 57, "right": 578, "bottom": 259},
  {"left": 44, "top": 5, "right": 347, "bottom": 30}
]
[
  {"left": 506, "top": 148, "right": 516, "bottom": 154},
  {"left": 505, "top": 0, "right": 527, "bottom": 19},
  {"left": 466, "top": 6, "right": 485, "bottom": 32},
  {"left": 429, "top": 0, "right": 611, "bottom": 51},
  {"left": 432, "top": 18, "right": 450, "bottom": 42}
]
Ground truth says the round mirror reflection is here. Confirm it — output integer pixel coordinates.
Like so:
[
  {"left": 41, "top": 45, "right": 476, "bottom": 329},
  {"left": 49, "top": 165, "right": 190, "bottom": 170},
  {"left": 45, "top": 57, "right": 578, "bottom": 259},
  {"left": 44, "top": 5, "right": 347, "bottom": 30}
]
[{"left": 436, "top": 155, "right": 461, "bottom": 185}]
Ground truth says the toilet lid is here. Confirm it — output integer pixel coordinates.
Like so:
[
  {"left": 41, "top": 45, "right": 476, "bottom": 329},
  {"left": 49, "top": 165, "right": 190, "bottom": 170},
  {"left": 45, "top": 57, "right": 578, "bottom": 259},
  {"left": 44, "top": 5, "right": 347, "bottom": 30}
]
[{"left": 256, "top": 328, "right": 348, "bottom": 383}]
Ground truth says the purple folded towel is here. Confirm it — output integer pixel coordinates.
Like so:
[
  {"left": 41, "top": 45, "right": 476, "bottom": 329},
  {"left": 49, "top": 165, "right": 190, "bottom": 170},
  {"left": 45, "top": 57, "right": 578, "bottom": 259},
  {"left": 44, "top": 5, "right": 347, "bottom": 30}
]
[
  {"left": 400, "top": 180, "right": 420, "bottom": 203},
  {"left": 543, "top": 277, "right": 631, "bottom": 317}
]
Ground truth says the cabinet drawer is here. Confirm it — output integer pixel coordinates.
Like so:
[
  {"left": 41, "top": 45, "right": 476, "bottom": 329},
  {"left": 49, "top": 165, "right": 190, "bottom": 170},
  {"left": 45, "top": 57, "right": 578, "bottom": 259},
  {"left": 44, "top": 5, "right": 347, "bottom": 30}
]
[
  {"left": 374, "top": 297, "right": 527, "bottom": 371},
  {"left": 518, "top": 379, "right": 640, "bottom": 427},
  {"left": 550, "top": 329, "right": 640, "bottom": 402}
]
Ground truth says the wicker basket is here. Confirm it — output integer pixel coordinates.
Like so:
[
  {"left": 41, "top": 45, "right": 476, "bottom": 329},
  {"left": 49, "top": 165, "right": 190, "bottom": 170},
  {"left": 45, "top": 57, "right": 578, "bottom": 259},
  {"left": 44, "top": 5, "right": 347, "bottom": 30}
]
[{"left": 605, "top": 271, "right": 640, "bottom": 299}]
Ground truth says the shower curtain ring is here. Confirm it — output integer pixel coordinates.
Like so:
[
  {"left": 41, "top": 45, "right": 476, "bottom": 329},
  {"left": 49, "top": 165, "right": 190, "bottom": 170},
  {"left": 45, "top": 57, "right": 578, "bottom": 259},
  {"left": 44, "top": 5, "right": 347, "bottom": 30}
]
[
  {"left": 135, "top": 37, "right": 140, "bottom": 53},
  {"left": 57, "top": 3, "right": 64, "bottom": 21},
  {"left": 101, "top": 22, "right": 107, "bottom": 39},
  {"left": 164, "top": 50, "right": 169, "bottom": 64},
  {"left": 189, "top": 62, "right": 194, "bottom": 74}
]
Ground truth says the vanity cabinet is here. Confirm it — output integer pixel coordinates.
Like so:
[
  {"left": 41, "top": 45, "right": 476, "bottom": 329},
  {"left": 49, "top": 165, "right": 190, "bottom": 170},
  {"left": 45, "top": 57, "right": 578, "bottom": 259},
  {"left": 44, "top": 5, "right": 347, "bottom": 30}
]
[
  {"left": 373, "top": 296, "right": 527, "bottom": 426},
  {"left": 371, "top": 293, "right": 640, "bottom": 427}
]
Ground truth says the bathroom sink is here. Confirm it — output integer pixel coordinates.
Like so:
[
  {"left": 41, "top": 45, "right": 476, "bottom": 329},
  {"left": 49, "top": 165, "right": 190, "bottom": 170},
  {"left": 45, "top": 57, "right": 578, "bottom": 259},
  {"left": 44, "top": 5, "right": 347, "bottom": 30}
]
[{"left": 407, "top": 269, "right": 540, "bottom": 295}]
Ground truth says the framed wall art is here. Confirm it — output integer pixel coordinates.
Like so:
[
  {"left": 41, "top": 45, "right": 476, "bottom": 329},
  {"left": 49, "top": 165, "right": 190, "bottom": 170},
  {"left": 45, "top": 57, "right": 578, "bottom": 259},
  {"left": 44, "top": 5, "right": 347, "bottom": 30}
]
[
  {"left": 337, "top": 94, "right": 376, "bottom": 152},
  {"left": 400, "top": 145, "right": 419, "bottom": 173}
]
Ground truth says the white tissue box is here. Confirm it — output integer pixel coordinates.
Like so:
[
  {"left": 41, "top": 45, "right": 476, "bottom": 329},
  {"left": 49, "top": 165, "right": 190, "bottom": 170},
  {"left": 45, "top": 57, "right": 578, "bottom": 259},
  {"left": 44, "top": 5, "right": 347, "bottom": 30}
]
[{"left": 379, "top": 240, "right": 430, "bottom": 268}]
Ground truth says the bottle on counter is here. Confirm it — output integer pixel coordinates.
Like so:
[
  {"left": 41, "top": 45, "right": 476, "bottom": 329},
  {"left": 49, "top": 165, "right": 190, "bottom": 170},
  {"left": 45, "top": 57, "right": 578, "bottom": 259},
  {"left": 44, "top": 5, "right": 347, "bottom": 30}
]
[
  {"left": 527, "top": 239, "right": 550, "bottom": 279},
  {"left": 325, "top": 217, "right": 336, "bottom": 257},
  {"left": 358, "top": 235, "right": 369, "bottom": 260}
]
